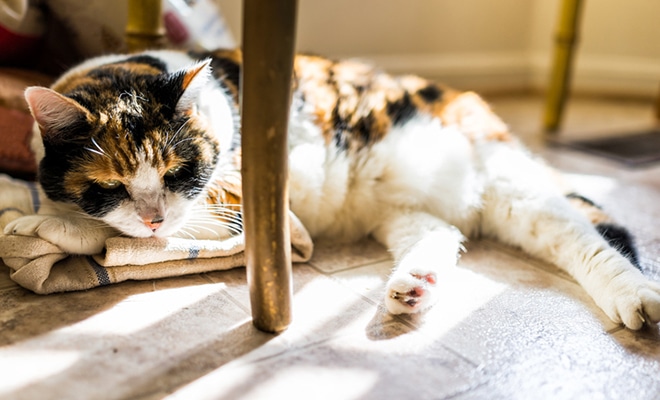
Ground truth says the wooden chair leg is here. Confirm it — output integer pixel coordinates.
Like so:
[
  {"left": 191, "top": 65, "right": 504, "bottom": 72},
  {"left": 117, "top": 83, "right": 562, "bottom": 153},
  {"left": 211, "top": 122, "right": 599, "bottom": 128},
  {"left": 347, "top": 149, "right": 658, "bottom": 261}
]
[
  {"left": 241, "top": 0, "right": 298, "bottom": 333},
  {"left": 543, "top": 0, "right": 584, "bottom": 133}
]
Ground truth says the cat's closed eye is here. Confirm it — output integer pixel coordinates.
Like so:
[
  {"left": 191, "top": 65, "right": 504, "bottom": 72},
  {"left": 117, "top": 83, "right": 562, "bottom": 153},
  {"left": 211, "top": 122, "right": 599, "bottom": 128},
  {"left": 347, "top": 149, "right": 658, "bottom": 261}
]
[
  {"left": 97, "top": 179, "right": 122, "bottom": 190},
  {"left": 165, "top": 165, "right": 182, "bottom": 178}
]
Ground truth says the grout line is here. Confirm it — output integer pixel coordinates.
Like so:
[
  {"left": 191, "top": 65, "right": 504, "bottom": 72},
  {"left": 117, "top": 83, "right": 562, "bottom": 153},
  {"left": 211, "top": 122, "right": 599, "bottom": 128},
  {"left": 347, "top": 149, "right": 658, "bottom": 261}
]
[
  {"left": 478, "top": 239, "right": 577, "bottom": 284},
  {"left": 441, "top": 381, "right": 491, "bottom": 400},
  {"left": 308, "top": 256, "right": 393, "bottom": 276},
  {"left": 199, "top": 273, "right": 252, "bottom": 315},
  {"left": 219, "top": 289, "right": 252, "bottom": 315}
]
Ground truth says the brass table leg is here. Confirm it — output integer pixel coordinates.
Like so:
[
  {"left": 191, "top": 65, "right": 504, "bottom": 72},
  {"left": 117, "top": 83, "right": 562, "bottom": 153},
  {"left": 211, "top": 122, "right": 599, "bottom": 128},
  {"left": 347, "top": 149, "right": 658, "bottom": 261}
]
[
  {"left": 125, "top": 0, "right": 166, "bottom": 52},
  {"left": 543, "top": 0, "right": 584, "bottom": 133},
  {"left": 241, "top": 0, "right": 298, "bottom": 333}
]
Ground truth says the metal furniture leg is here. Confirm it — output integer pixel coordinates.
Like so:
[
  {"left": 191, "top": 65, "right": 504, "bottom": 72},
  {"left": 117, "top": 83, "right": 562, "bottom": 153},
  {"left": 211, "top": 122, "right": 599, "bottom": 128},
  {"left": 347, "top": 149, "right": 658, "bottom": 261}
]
[
  {"left": 543, "top": 0, "right": 584, "bottom": 133},
  {"left": 125, "top": 0, "right": 166, "bottom": 52},
  {"left": 241, "top": 0, "right": 298, "bottom": 333}
]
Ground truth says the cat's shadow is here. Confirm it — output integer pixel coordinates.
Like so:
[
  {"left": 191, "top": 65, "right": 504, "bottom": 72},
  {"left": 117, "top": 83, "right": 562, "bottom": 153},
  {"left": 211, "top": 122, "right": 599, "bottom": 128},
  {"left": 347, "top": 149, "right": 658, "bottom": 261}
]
[{"left": 364, "top": 306, "right": 425, "bottom": 341}]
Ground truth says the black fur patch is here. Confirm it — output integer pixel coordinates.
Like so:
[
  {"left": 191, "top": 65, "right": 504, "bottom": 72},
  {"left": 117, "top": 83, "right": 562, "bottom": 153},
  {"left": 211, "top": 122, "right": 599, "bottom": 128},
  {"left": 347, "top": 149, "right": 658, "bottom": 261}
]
[
  {"left": 153, "top": 72, "right": 189, "bottom": 116},
  {"left": 120, "top": 55, "right": 168, "bottom": 72},
  {"left": 355, "top": 112, "right": 375, "bottom": 144},
  {"left": 80, "top": 184, "right": 130, "bottom": 217},
  {"left": 190, "top": 51, "right": 240, "bottom": 89},
  {"left": 565, "top": 192, "right": 601, "bottom": 208},
  {"left": 386, "top": 92, "right": 416, "bottom": 126},
  {"left": 596, "top": 222, "right": 641, "bottom": 269},
  {"left": 331, "top": 104, "right": 350, "bottom": 151},
  {"left": 120, "top": 113, "right": 147, "bottom": 144},
  {"left": 417, "top": 85, "right": 443, "bottom": 103},
  {"left": 164, "top": 124, "right": 218, "bottom": 199},
  {"left": 38, "top": 146, "right": 76, "bottom": 203}
]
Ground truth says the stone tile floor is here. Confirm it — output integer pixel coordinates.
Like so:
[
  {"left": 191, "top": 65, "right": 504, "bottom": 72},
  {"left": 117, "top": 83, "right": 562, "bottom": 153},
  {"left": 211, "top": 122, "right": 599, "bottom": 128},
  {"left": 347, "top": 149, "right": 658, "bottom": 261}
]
[{"left": 1, "top": 94, "right": 659, "bottom": 400}]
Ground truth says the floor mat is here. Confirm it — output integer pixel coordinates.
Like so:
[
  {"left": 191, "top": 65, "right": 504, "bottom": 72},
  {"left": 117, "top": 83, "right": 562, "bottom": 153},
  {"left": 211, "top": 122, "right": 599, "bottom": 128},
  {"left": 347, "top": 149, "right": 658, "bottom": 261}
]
[{"left": 558, "top": 128, "right": 660, "bottom": 167}]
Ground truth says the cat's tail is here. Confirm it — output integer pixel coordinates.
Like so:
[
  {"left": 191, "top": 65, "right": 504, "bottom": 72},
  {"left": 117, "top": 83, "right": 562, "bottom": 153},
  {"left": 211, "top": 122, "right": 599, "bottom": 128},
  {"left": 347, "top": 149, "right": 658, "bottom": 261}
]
[{"left": 565, "top": 192, "right": 640, "bottom": 269}]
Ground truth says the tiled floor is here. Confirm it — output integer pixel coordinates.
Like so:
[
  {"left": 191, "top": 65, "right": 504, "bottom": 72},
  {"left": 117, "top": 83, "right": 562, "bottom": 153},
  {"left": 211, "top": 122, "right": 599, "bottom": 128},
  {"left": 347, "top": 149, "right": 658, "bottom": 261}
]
[{"left": 2, "top": 94, "right": 660, "bottom": 400}]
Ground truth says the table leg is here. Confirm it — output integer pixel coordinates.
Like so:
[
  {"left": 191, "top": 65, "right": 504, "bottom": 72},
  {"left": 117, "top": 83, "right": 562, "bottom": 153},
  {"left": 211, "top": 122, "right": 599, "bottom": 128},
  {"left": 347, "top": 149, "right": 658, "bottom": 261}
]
[{"left": 241, "top": 0, "right": 298, "bottom": 333}]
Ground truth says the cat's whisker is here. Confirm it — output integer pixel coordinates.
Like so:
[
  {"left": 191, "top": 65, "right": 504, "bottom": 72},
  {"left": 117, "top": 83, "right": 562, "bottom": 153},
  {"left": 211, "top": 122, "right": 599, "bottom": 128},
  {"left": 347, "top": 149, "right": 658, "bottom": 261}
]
[
  {"left": 170, "top": 137, "right": 196, "bottom": 150},
  {"left": 180, "top": 225, "right": 201, "bottom": 234},
  {"left": 167, "top": 119, "right": 193, "bottom": 148},
  {"left": 198, "top": 209, "right": 243, "bottom": 217},
  {"left": 84, "top": 149, "right": 104, "bottom": 158},
  {"left": 193, "top": 205, "right": 243, "bottom": 213},
  {"left": 185, "top": 217, "right": 243, "bottom": 231},
  {"left": 191, "top": 224, "right": 228, "bottom": 236},
  {"left": 187, "top": 216, "right": 244, "bottom": 231},
  {"left": 85, "top": 138, "right": 109, "bottom": 158},
  {"left": 174, "top": 228, "right": 197, "bottom": 240},
  {"left": 201, "top": 204, "right": 243, "bottom": 210},
  {"left": 181, "top": 220, "right": 242, "bottom": 237}
]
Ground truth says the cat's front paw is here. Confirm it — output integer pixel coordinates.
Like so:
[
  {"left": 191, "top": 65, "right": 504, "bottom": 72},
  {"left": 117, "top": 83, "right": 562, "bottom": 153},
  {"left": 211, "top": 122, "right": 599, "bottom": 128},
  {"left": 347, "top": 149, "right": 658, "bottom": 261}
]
[
  {"left": 598, "top": 270, "right": 660, "bottom": 330},
  {"left": 4, "top": 215, "right": 113, "bottom": 255},
  {"left": 385, "top": 271, "right": 438, "bottom": 314}
]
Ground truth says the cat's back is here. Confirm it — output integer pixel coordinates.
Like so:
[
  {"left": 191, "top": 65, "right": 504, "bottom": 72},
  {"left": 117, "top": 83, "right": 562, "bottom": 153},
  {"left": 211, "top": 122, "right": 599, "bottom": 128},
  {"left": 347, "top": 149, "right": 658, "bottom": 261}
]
[
  {"left": 290, "top": 54, "right": 513, "bottom": 150},
  {"left": 51, "top": 51, "right": 200, "bottom": 93}
]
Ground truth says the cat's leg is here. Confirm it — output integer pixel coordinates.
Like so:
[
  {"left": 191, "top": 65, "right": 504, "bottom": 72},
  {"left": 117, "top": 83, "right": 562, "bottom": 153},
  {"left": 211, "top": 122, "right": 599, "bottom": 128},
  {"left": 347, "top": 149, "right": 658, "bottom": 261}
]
[
  {"left": 372, "top": 210, "right": 464, "bottom": 314},
  {"left": 480, "top": 144, "right": 660, "bottom": 329},
  {"left": 4, "top": 199, "right": 118, "bottom": 255}
]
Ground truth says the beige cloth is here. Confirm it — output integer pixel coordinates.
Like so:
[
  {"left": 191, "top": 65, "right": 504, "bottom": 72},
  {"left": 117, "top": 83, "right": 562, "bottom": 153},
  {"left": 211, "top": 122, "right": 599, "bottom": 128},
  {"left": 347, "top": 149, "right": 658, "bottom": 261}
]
[{"left": 0, "top": 174, "right": 313, "bottom": 294}]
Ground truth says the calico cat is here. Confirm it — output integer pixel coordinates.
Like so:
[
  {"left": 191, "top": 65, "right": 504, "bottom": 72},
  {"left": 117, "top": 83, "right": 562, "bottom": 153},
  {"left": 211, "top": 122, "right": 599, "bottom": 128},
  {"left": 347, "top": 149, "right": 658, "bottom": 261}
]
[{"left": 6, "top": 49, "right": 660, "bottom": 330}]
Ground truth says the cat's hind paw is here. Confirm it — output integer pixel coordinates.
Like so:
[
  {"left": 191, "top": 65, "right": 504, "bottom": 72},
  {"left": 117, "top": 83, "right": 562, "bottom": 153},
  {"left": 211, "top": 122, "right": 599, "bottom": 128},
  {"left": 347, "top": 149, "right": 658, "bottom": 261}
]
[
  {"left": 618, "top": 283, "right": 660, "bottom": 330},
  {"left": 598, "top": 271, "right": 660, "bottom": 330},
  {"left": 385, "top": 272, "right": 438, "bottom": 314}
]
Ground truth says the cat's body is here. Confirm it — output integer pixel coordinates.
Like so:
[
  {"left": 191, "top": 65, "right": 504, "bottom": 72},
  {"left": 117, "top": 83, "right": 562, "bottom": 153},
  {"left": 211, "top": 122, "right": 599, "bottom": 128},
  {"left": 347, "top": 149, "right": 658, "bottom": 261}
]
[{"left": 6, "top": 49, "right": 660, "bottom": 329}]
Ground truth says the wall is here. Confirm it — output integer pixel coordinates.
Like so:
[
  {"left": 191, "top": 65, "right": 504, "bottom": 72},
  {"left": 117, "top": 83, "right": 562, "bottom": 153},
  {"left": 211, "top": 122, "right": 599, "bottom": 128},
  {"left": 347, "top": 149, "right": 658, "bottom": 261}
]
[
  {"left": 216, "top": 0, "right": 660, "bottom": 97},
  {"left": 530, "top": 0, "right": 660, "bottom": 97}
]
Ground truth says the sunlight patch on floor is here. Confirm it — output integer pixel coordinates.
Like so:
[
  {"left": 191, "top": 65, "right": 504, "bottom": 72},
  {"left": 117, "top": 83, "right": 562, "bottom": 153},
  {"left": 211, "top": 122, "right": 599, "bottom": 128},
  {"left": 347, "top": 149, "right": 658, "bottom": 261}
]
[
  {"left": 0, "top": 349, "right": 80, "bottom": 395},
  {"left": 69, "top": 283, "right": 228, "bottom": 335},
  {"left": 398, "top": 265, "right": 509, "bottom": 343}
]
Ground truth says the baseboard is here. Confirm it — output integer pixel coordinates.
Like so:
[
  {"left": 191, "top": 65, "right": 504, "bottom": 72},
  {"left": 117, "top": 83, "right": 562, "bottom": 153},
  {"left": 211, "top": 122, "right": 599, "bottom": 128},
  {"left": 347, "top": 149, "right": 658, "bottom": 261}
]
[
  {"left": 530, "top": 52, "right": 660, "bottom": 98},
  {"left": 355, "top": 51, "right": 659, "bottom": 98},
  {"left": 356, "top": 52, "right": 531, "bottom": 92}
]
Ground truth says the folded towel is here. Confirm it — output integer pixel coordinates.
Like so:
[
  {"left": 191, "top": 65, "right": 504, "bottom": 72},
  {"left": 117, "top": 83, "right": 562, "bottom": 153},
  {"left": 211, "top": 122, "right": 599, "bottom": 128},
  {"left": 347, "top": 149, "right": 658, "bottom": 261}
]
[{"left": 0, "top": 174, "right": 313, "bottom": 294}]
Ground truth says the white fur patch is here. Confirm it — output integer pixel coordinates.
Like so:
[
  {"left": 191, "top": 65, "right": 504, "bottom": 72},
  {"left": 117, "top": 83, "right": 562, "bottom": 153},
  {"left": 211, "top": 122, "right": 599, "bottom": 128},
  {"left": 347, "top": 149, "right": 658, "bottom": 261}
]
[{"left": 288, "top": 116, "right": 482, "bottom": 240}]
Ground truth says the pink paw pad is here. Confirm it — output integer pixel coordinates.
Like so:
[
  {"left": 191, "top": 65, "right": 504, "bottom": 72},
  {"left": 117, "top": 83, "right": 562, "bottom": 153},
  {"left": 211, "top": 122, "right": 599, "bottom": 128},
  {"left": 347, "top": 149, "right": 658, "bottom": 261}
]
[
  {"left": 392, "top": 285, "right": 427, "bottom": 307},
  {"left": 390, "top": 273, "right": 438, "bottom": 309},
  {"left": 412, "top": 273, "right": 437, "bottom": 285}
]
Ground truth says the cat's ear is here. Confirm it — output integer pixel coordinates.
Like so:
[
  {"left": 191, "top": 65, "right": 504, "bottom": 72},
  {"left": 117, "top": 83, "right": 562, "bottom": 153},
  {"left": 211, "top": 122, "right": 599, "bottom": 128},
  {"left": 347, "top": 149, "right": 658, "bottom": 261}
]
[
  {"left": 173, "top": 59, "right": 212, "bottom": 114},
  {"left": 24, "top": 86, "right": 91, "bottom": 142}
]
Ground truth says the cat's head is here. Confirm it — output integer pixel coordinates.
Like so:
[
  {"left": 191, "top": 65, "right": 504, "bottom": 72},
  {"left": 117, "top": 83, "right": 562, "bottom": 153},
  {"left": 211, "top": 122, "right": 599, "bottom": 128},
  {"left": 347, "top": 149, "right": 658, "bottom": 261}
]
[{"left": 24, "top": 59, "right": 222, "bottom": 238}]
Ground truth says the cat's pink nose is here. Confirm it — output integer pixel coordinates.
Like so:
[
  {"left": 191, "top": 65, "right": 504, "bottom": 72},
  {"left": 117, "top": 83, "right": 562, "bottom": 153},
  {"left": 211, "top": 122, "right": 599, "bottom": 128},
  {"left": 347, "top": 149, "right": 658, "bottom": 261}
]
[{"left": 143, "top": 216, "right": 164, "bottom": 232}]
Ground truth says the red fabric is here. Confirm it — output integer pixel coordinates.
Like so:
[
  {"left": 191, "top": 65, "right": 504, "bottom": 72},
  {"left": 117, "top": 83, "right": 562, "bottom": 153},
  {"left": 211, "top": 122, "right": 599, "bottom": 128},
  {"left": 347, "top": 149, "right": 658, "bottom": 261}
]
[
  {"left": 0, "top": 69, "right": 51, "bottom": 178},
  {"left": 0, "top": 24, "right": 42, "bottom": 64},
  {"left": 0, "top": 106, "right": 36, "bottom": 175}
]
